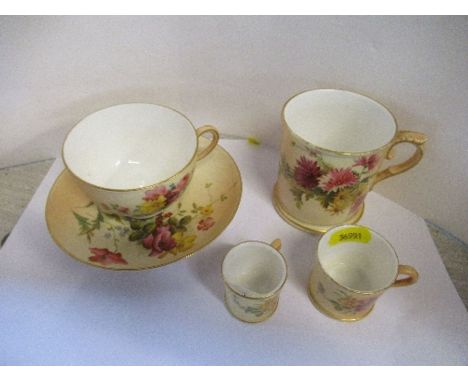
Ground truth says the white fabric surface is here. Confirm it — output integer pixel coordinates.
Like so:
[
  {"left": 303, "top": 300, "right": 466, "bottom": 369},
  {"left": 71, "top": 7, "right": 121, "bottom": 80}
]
[{"left": 0, "top": 139, "right": 467, "bottom": 365}]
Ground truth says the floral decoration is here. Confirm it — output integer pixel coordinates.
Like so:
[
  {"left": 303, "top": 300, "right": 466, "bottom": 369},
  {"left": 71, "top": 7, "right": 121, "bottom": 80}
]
[
  {"left": 231, "top": 294, "right": 278, "bottom": 318},
  {"left": 280, "top": 147, "right": 381, "bottom": 216},
  {"left": 317, "top": 281, "right": 377, "bottom": 314},
  {"left": 100, "top": 173, "right": 191, "bottom": 217},
  {"left": 197, "top": 216, "right": 215, "bottom": 231},
  {"left": 72, "top": 181, "right": 229, "bottom": 266},
  {"left": 89, "top": 247, "right": 128, "bottom": 266}
]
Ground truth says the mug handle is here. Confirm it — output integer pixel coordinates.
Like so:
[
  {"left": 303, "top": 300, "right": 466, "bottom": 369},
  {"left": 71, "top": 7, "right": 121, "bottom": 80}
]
[
  {"left": 372, "top": 131, "right": 428, "bottom": 186},
  {"left": 392, "top": 264, "right": 419, "bottom": 287},
  {"left": 270, "top": 239, "right": 282, "bottom": 250},
  {"left": 196, "top": 125, "right": 220, "bottom": 161}
]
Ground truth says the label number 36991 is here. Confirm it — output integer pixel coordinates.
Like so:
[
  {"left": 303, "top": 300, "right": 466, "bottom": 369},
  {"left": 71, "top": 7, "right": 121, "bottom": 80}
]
[{"left": 329, "top": 227, "right": 372, "bottom": 245}]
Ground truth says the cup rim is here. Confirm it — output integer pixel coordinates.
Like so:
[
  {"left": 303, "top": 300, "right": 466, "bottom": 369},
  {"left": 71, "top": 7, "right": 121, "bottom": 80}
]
[
  {"left": 281, "top": 88, "right": 399, "bottom": 156},
  {"left": 317, "top": 224, "right": 400, "bottom": 295},
  {"left": 61, "top": 102, "right": 199, "bottom": 192},
  {"left": 221, "top": 240, "right": 288, "bottom": 300}
]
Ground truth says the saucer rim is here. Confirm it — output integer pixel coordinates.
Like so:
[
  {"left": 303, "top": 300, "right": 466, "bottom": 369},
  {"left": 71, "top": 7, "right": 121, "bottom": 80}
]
[{"left": 45, "top": 143, "right": 243, "bottom": 271}]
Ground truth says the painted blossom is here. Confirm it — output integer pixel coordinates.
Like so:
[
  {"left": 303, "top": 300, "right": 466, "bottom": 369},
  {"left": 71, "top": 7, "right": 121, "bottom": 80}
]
[
  {"left": 197, "top": 216, "right": 215, "bottom": 231},
  {"left": 138, "top": 195, "right": 167, "bottom": 215},
  {"left": 199, "top": 204, "right": 214, "bottom": 216},
  {"left": 176, "top": 174, "right": 190, "bottom": 192},
  {"left": 172, "top": 232, "right": 197, "bottom": 253},
  {"left": 117, "top": 206, "right": 130, "bottom": 214},
  {"left": 293, "top": 156, "right": 322, "bottom": 189},
  {"left": 143, "top": 226, "right": 177, "bottom": 256},
  {"left": 327, "top": 188, "right": 354, "bottom": 214},
  {"left": 143, "top": 185, "right": 169, "bottom": 201},
  {"left": 319, "top": 168, "right": 358, "bottom": 192},
  {"left": 88, "top": 248, "right": 128, "bottom": 265},
  {"left": 354, "top": 154, "right": 379, "bottom": 171},
  {"left": 141, "top": 174, "right": 190, "bottom": 208}
]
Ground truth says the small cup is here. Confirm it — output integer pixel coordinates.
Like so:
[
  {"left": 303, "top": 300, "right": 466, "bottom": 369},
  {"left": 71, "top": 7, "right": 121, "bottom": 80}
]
[
  {"left": 62, "top": 103, "right": 219, "bottom": 219},
  {"left": 274, "top": 89, "right": 427, "bottom": 233},
  {"left": 308, "top": 225, "right": 418, "bottom": 321},
  {"left": 222, "top": 239, "right": 287, "bottom": 323}
]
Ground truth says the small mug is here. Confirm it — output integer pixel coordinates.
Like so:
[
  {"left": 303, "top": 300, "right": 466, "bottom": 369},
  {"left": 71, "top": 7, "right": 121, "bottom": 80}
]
[
  {"left": 222, "top": 239, "right": 287, "bottom": 323},
  {"left": 308, "top": 225, "right": 418, "bottom": 321},
  {"left": 62, "top": 103, "right": 219, "bottom": 219},
  {"left": 273, "top": 89, "right": 427, "bottom": 233}
]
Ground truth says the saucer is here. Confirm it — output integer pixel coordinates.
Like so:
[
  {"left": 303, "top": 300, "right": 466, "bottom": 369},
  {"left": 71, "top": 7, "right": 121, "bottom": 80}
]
[{"left": 46, "top": 142, "right": 242, "bottom": 270}]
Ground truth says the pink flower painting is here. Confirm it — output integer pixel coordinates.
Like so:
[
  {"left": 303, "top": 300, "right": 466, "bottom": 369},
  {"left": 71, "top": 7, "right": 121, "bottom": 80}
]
[
  {"left": 197, "top": 217, "right": 215, "bottom": 231},
  {"left": 88, "top": 248, "right": 128, "bottom": 266},
  {"left": 293, "top": 156, "right": 322, "bottom": 190},
  {"left": 354, "top": 154, "right": 380, "bottom": 171},
  {"left": 281, "top": 147, "right": 378, "bottom": 216},
  {"left": 143, "top": 185, "right": 169, "bottom": 201},
  {"left": 142, "top": 226, "right": 177, "bottom": 257},
  {"left": 318, "top": 168, "right": 359, "bottom": 193}
]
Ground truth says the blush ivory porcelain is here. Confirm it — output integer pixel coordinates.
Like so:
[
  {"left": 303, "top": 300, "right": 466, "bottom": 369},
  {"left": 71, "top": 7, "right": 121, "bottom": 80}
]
[
  {"left": 308, "top": 225, "right": 418, "bottom": 321},
  {"left": 62, "top": 103, "right": 219, "bottom": 219},
  {"left": 273, "top": 89, "right": 428, "bottom": 233},
  {"left": 46, "top": 137, "right": 242, "bottom": 271},
  {"left": 222, "top": 239, "right": 287, "bottom": 323}
]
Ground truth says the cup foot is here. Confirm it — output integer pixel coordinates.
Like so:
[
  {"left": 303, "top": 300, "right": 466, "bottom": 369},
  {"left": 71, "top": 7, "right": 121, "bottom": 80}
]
[
  {"left": 272, "top": 184, "right": 364, "bottom": 234},
  {"left": 307, "top": 287, "right": 374, "bottom": 322},
  {"left": 223, "top": 293, "right": 278, "bottom": 324}
]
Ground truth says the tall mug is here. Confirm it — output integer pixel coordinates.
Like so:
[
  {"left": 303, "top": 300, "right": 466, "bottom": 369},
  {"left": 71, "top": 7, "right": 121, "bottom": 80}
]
[{"left": 273, "top": 89, "right": 427, "bottom": 233}]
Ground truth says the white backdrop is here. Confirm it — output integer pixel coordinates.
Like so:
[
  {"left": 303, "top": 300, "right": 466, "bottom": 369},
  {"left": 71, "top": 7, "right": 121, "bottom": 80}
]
[{"left": 1, "top": 16, "right": 467, "bottom": 242}]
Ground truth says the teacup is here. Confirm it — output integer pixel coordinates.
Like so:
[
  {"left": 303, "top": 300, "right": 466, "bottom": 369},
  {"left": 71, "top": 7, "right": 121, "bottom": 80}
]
[
  {"left": 222, "top": 239, "right": 287, "bottom": 323},
  {"left": 62, "top": 103, "right": 219, "bottom": 219},
  {"left": 308, "top": 225, "right": 418, "bottom": 321},
  {"left": 273, "top": 89, "right": 427, "bottom": 233}
]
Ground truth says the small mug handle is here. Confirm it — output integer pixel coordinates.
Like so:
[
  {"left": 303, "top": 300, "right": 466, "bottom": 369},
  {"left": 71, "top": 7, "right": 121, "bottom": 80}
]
[
  {"left": 373, "top": 130, "right": 427, "bottom": 186},
  {"left": 196, "top": 125, "right": 220, "bottom": 161},
  {"left": 392, "top": 264, "right": 419, "bottom": 287}
]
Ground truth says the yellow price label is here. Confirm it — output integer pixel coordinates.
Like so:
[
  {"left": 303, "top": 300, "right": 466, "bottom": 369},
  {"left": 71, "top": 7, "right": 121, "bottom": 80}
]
[{"left": 329, "top": 227, "right": 372, "bottom": 246}]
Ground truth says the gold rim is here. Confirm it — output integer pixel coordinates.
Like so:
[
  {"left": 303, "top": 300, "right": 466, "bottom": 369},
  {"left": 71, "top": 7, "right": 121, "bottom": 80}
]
[
  {"left": 62, "top": 102, "right": 204, "bottom": 192},
  {"left": 315, "top": 224, "right": 401, "bottom": 295},
  {"left": 221, "top": 240, "right": 288, "bottom": 300},
  {"left": 281, "top": 88, "right": 399, "bottom": 156},
  {"left": 46, "top": 142, "right": 243, "bottom": 271},
  {"left": 307, "top": 285, "right": 374, "bottom": 322},
  {"left": 272, "top": 183, "right": 365, "bottom": 234},
  {"left": 223, "top": 293, "right": 279, "bottom": 323}
]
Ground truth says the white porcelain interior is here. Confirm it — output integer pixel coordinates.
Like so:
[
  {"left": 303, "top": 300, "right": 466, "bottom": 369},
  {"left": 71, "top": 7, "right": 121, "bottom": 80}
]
[
  {"left": 223, "top": 242, "right": 287, "bottom": 298},
  {"left": 283, "top": 89, "right": 397, "bottom": 153},
  {"left": 63, "top": 103, "right": 198, "bottom": 189},
  {"left": 318, "top": 225, "right": 399, "bottom": 292}
]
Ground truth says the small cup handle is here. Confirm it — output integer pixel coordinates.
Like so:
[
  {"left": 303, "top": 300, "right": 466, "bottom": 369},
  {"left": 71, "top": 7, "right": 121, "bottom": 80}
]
[
  {"left": 373, "top": 130, "right": 427, "bottom": 187},
  {"left": 196, "top": 125, "right": 220, "bottom": 161},
  {"left": 270, "top": 239, "right": 282, "bottom": 250},
  {"left": 392, "top": 264, "right": 419, "bottom": 287}
]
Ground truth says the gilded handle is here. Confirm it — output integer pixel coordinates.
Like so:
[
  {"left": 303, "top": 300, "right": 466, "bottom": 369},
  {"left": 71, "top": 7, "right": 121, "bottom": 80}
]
[
  {"left": 373, "top": 131, "right": 427, "bottom": 186},
  {"left": 270, "top": 239, "right": 282, "bottom": 250},
  {"left": 196, "top": 125, "right": 220, "bottom": 161},
  {"left": 392, "top": 264, "right": 419, "bottom": 287}
]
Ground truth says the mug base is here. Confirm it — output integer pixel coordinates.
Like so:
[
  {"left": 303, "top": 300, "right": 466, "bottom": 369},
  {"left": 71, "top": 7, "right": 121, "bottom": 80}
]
[
  {"left": 272, "top": 184, "right": 364, "bottom": 234},
  {"left": 307, "top": 286, "right": 374, "bottom": 322},
  {"left": 223, "top": 293, "right": 278, "bottom": 324}
]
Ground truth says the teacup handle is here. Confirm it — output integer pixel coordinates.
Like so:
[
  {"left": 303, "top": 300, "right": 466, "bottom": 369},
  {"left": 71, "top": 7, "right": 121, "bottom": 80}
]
[
  {"left": 270, "top": 239, "right": 282, "bottom": 250},
  {"left": 196, "top": 125, "right": 220, "bottom": 161},
  {"left": 392, "top": 264, "right": 419, "bottom": 287},
  {"left": 373, "top": 131, "right": 427, "bottom": 186}
]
